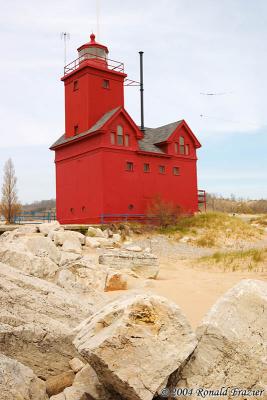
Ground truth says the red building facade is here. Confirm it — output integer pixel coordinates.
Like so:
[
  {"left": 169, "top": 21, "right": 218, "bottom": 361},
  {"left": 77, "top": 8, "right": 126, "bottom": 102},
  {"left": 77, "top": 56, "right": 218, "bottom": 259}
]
[{"left": 51, "top": 34, "right": 202, "bottom": 224}]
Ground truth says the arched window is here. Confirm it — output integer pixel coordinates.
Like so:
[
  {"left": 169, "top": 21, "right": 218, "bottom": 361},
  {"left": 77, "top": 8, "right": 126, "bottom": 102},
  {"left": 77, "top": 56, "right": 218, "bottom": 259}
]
[
  {"left": 185, "top": 144, "right": 190, "bottom": 155},
  {"left": 125, "top": 134, "right": 129, "bottom": 146},
  {"left": 179, "top": 136, "right": 185, "bottom": 154},
  {"left": 117, "top": 125, "right": 123, "bottom": 145},
  {"left": 110, "top": 132, "right": 115, "bottom": 145}
]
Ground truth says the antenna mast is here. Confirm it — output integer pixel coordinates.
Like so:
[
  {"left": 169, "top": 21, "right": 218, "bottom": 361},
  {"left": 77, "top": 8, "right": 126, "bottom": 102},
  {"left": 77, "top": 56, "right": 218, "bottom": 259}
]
[
  {"left": 60, "top": 32, "right": 70, "bottom": 65},
  {"left": 96, "top": 0, "right": 100, "bottom": 39}
]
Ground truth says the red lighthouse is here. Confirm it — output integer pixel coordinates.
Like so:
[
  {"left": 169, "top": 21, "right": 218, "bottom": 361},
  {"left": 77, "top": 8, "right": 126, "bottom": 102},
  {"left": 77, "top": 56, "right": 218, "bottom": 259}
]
[{"left": 51, "top": 34, "right": 202, "bottom": 224}]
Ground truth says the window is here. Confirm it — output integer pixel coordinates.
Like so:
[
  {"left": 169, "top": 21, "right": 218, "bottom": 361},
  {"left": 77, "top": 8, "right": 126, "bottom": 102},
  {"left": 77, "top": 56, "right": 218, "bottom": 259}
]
[
  {"left": 73, "top": 80, "right": 79, "bottom": 91},
  {"left": 102, "top": 79, "right": 110, "bottom": 89},
  {"left": 175, "top": 142, "right": 178, "bottom": 153},
  {"left": 173, "top": 166, "right": 180, "bottom": 176},
  {"left": 179, "top": 136, "right": 185, "bottom": 154},
  {"left": 125, "top": 134, "right": 129, "bottom": 146},
  {"left": 144, "top": 163, "right": 150, "bottom": 172},
  {"left": 117, "top": 125, "right": 123, "bottom": 145},
  {"left": 74, "top": 125, "right": 79, "bottom": 135},
  {"left": 159, "top": 165, "right": 165, "bottom": 174},
  {"left": 126, "top": 161, "right": 133, "bottom": 171},
  {"left": 110, "top": 132, "right": 115, "bottom": 145},
  {"left": 185, "top": 144, "right": 190, "bottom": 155}
]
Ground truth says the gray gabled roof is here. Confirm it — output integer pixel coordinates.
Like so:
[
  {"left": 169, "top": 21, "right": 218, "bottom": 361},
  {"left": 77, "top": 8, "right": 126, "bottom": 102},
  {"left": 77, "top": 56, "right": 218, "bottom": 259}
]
[
  {"left": 138, "top": 120, "right": 183, "bottom": 153},
  {"left": 50, "top": 107, "right": 184, "bottom": 155},
  {"left": 50, "top": 107, "right": 120, "bottom": 148}
]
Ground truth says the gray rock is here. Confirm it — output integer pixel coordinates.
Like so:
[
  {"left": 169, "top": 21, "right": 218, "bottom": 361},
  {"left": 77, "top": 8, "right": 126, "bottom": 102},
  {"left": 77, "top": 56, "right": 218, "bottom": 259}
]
[
  {"left": 62, "top": 239, "right": 82, "bottom": 254},
  {"left": 99, "top": 250, "right": 159, "bottom": 279},
  {"left": 59, "top": 251, "right": 82, "bottom": 267},
  {"left": 0, "top": 245, "right": 59, "bottom": 278},
  {"left": 53, "top": 231, "right": 86, "bottom": 246},
  {"left": 38, "top": 221, "right": 61, "bottom": 236},
  {"left": 85, "top": 237, "right": 101, "bottom": 248},
  {"left": 24, "top": 236, "right": 61, "bottom": 264}
]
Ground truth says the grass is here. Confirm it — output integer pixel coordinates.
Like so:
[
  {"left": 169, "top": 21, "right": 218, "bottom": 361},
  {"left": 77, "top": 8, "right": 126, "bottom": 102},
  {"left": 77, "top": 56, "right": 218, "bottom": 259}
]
[
  {"left": 158, "top": 212, "right": 263, "bottom": 248},
  {"left": 250, "top": 215, "right": 267, "bottom": 227},
  {"left": 198, "top": 248, "right": 267, "bottom": 272}
]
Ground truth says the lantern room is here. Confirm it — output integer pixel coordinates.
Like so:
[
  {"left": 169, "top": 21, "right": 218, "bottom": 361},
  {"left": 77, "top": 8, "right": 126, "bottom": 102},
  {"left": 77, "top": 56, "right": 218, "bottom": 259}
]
[{"left": 77, "top": 33, "right": 109, "bottom": 68}]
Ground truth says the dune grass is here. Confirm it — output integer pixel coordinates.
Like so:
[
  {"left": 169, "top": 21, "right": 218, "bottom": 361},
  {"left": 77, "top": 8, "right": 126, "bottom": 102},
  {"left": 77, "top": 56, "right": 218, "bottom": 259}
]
[
  {"left": 158, "top": 212, "right": 263, "bottom": 247},
  {"left": 198, "top": 248, "right": 267, "bottom": 272},
  {"left": 251, "top": 215, "right": 267, "bottom": 227}
]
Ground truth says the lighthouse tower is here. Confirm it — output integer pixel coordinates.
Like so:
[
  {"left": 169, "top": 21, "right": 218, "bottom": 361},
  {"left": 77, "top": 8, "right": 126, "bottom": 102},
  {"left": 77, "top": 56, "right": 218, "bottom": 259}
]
[
  {"left": 51, "top": 34, "right": 202, "bottom": 224},
  {"left": 63, "top": 33, "right": 127, "bottom": 138}
]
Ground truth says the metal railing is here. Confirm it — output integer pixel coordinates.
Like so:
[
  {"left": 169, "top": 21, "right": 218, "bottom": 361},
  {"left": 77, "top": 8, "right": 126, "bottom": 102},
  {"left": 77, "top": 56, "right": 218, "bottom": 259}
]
[
  {"left": 64, "top": 52, "right": 124, "bottom": 76},
  {"left": 14, "top": 211, "right": 56, "bottom": 224},
  {"left": 100, "top": 213, "right": 160, "bottom": 224},
  {"left": 198, "top": 189, "right": 207, "bottom": 211}
]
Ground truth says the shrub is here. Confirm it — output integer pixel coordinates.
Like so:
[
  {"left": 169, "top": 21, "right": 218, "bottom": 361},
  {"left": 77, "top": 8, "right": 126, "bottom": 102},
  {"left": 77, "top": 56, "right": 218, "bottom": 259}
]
[{"left": 147, "top": 195, "right": 183, "bottom": 228}]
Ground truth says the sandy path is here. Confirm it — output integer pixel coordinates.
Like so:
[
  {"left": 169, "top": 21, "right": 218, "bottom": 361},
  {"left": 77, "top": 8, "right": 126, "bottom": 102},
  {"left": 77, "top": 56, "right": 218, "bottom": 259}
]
[
  {"left": 103, "top": 232, "right": 267, "bottom": 330},
  {"left": 147, "top": 259, "right": 267, "bottom": 329}
]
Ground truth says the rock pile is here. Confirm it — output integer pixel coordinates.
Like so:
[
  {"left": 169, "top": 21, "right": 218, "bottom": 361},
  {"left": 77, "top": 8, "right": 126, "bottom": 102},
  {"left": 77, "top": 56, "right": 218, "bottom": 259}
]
[
  {"left": 0, "top": 262, "right": 104, "bottom": 379},
  {"left": 0, "top": 222, "right": 265, "bottom": 400}
]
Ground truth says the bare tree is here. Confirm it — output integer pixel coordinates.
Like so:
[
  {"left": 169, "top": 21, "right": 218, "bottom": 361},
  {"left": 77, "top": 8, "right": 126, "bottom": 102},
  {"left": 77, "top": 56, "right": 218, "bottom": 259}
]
[{"left": 0, "top": 158, "right": 21, "bottom": 224}]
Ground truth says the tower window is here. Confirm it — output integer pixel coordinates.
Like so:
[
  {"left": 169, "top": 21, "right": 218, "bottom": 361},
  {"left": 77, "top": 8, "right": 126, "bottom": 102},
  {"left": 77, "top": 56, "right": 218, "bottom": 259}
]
[
  {"left": 144, "top": 163, "right": 150, "bottom": 172},
  {"left": 125, "top": 134, "right": 130, "bottom": 146},
  {"left": 117, "top": 125, "right": 123, "bottom": 145},
  {"left": 175, "top": 142, "right": 178, "bottom": 153},
  {"left": 110, "top": 132, "right": 115, "bottom": 145},
  {"left": 179, "top": 136, "right": 185, "bottom": 154},
  {"left": 185, "top": 144, "right": 190, "bottom": 155},
  {"left": 126, "top": 161, "right": 133, "bottom": 171},
  {"left": 159, "top": 165, "right": 165, "bottom": 174},
  {"left": 73, "top": 80, "right": 79, "bottom": 91},
  {"left": 173, "top": 166, "right": 180, "bottom": 176},
  {"left": 102, "top": 79, "right": 110, "bottom": 89},
  {"left": 74, "top": 125, "right": 79, "bottom": 135}
]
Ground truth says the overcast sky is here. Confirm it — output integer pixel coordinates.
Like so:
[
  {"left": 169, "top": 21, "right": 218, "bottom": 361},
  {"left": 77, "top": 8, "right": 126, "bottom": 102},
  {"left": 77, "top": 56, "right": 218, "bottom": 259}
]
[{"left": 0, "top": 0, "right": 266, "bottom": 203}]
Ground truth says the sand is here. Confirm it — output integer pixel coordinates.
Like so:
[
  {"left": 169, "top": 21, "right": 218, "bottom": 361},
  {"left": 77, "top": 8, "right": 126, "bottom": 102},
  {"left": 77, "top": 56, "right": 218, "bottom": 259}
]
[{"left": 148, "top": 259, "right": 267, "bottom": 329}]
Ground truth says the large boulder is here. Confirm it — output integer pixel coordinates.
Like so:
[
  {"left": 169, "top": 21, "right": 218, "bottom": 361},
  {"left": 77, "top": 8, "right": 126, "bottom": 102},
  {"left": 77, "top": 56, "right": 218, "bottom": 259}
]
[
  {"left": 59, "top": 251, "right": 82, "bottom": 267},
  {"left": 87, "top": 227, "right": 105, "bottom": 238},
  {"left": 24, "top": 236, "right": 61, "bottom": 263},
  {"left": 62, "top": 239, "right": 82, "bottom": 254},
  {"left": 0, "top": 354, "right": 48, "bottom": 400},
  {"left": 99, "top": 250, "right": 159, "bottom": 279},
  {"left": 173, "top": 280, "right": 267, "bottom": 397},
  {"left": 53, "top": 231, "right": 86, "bottom": 246},
  {"left": 56, "top": 258, "right": 107, "bottom": 292},
  {"left": 74, "top": 293, "right": 197, "bottom": 400},
  {"left": 38, "top": 221, "right": 61, "bottom": 236},
  {"left": 0, "top": 244, "right": 59, "bottom": 278},
  {"left": 0, "top": 262, "right": 104, "bottom": 379},
  {"left": 85, "top": 237, "right": 101, "bottom": 249}
]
